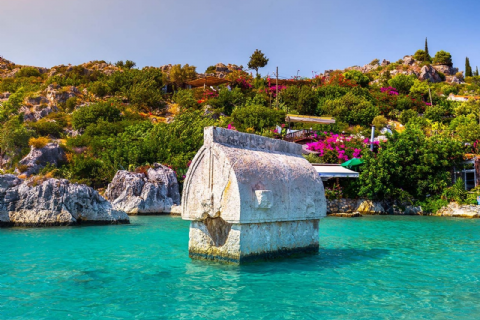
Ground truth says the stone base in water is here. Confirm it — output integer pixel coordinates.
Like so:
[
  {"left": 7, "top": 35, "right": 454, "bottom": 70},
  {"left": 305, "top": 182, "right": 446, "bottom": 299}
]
[{"left": 188, "top": 219, "right": 320, "bottom": 264}]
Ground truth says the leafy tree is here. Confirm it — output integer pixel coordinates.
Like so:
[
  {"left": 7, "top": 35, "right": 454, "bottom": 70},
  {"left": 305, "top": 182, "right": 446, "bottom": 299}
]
[
  {"left": 432, "top": 51, "right": 452, "bottom": 66},
  {"left": 449, "top": 114, "right": 480, "bottom": 142},
  {"left": 124, "top": 60, "right": 136, "bottom": 69},
  {"left": 322, "top": 92, "right": 379, "bottom": 126},
  {"left": 0, "top": 88, "right": 26, "bottom": 122},
  {"left": 205, "top": 65, "right": 216, "bottom": 73},
  {"left": 343, "top": 70, "right": 370, "bottom": 87},
  {"left": 0, "top": 115, "right": 32, "bottom": 167},
  {"left": 410, "top": 79, "right": 430, "bottom": 98},
  {"left": 388, "top": 74, "right": 416, "bottom": 94},
  {"left": 206, "top": 87, "right": 246, "bottom": 115},
  {"left": 231, "top": 105, "right": 285, "bottom": 132},
  {"left": 370, "top": 59, "right": 380, "bottom": 66},
  {"left": 247, "top": 49, "right": 269, "bottom": 76},
  {"left": 169, "top": 64, "right": 196, "bottom": 89},
  {"left": 359, "top": 125, "right": 464, "bottom": 201},
  {"left": 414, "top": 50, "right": 430, "bottom": 62}
]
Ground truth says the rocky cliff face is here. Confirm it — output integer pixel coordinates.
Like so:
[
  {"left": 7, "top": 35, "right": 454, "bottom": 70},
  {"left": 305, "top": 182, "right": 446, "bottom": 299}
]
[
  {"left": 0, "top": 175, "right": 129, "bottom": 227},
  {"left": 105, "top": 163, "right": 181, "bottom": 215},
  {"left": 16, "top": 143, "right": 66, "bottom": 176}
]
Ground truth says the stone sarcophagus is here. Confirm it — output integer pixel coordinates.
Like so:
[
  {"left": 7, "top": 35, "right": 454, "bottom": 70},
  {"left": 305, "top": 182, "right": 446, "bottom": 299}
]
[{"left": 182, "top": 127, "right": 326, "bottom": 263}]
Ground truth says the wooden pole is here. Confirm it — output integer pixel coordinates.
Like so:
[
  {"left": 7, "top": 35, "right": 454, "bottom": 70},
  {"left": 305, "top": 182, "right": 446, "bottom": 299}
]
[
  {"left": 428, "top": 86, "right": 433, "bottom": 106},
  {"left": 276, "top": 66, "right": 279, "bottom": 109}
]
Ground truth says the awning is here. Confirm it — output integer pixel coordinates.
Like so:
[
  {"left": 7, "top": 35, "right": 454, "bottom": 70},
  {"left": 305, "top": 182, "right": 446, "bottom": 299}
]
[
  {"left": 185, "top": 76, "right": 231, "bottom": 87},
  {"left": 286, "top": 114, "right": 335, "bottom": 124},
  {"left": 341, "top": 158, "right": 364, "bottom": 169},
  {"left": 311, "top": 164, "right": 359, "bottom": 180}
]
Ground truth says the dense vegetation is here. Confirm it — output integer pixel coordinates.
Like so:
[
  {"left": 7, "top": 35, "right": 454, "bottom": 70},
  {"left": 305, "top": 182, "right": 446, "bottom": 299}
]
[{"left": 1, "top": 47, "right": 480, "bottom": 211}]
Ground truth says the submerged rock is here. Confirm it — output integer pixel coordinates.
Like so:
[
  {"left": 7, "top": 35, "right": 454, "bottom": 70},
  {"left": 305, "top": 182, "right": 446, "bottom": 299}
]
[
  {"left": 0, "top": 175, "right": 129, "bottom": 227},
  {"left": 15, "top": 143, "right": 66, "bottom": 176},
  {"left": 105, "top": 163, "right": 180, "bottom": 215}
]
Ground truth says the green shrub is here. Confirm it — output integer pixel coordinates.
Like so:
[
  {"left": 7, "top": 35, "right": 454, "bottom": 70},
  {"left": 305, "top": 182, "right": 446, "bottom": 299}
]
[
  {"left": 72, "top": 100, "right": 122, "bottom": 130},
  {"left": 388, "top": 74, "right": 416, "bottom": 94},
  {"left": 206, "top": 87, "right": 246, "bottom": 115},
  {"left": 232, "top": 105, "right": 285, "bottom": 132},
  {"left": 65, "top": 97, "right": 78, "bottom": 112},
  {"left": 173, "top": 89, "right": 199, "bottom": 110},
  {"left": 29, "top": 136, "right": 50, "bottom": 149},
  {"left": 343, "top": 70, "right": 370, "bottom": 87},
  {"left": 442, "top": 178, "right": 467, "bottom": 204},
  {"left": 433, "top": 50, "right": 453, "bottom": 66},
  {"left": 372, "top": 115, "right": 388, "bottom": 130},
  {"left": 88, "top": 82, "right": 108, "bottom": 97},
  {"left": 28, "top": 120, "right": 64, "bottom": 138},
  {"left": 321, "top": 92, "right": 379, "bottom": 126},
  {"left": 15, "top": 67, "right": 41, "bottom": 78},
  {"left": 417, "top": 198, "right": 448, "bottom": 214},
  {"left": 399, "top": 109, "right": 418, "bottom": 125}
]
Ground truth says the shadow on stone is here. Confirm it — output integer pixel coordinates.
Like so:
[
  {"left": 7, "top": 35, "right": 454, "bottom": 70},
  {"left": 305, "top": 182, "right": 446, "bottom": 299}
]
[{"left": 204, "top": 216, "right": 232, "bottom": 247}]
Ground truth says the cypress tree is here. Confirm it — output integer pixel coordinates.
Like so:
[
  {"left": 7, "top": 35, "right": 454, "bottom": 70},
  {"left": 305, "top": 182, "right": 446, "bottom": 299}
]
[
  {"left": 424, "top": 37, "right": 430, "bottom": 61},
  {"left": 465, "top": 57, "right": 473, "bottom": 77},
  {"left": 476, "top": 66, "right": 479, "bottom": 77}
]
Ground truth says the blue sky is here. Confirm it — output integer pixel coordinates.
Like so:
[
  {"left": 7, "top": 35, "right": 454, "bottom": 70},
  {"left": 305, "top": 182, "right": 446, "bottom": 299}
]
[{"left": 1, "top": 0, "right": 479, "bottom": 78}]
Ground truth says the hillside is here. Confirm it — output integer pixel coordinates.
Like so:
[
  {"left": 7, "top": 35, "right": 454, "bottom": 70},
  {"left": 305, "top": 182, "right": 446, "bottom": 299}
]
[{"left": 1, "top": 49, "right": 480, "bottom": 208}]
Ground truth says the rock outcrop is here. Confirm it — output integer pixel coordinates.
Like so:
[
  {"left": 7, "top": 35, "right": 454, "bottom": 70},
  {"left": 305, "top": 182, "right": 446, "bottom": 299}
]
[
  {"left": 105, "top": 163, "right": 180, "bottom": 215},
  {"left": 403, "top": 55, "right": 415, "bottom": 65},
  {"left": 433, "top": 64, "right": 458, "bottom": 76},
  {"left": 327, "top": 199, "right": 423, "bottom": 215},
  {"left": 0, "top": 175, "right": 129, "bottom": 227},
  {"left": 16, "top": 143, "right": 66, "bottom": 176},
  {"left": 46, "top": 84, "right": 79, "bottom": 105},
  {"left": 435, "top": 203, "right": 480, "bottom": 218},
  {"left": 419, "top": 65, "right": 442, "bottom": 83}
]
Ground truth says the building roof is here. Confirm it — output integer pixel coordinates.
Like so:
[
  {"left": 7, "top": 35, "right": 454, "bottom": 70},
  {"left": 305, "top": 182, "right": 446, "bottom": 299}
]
[
  {"left": 271, "top": 79, "right": 313, "bottom": 86},
  {"left": 185, "top": 76, "right": 231, "bottom": 87},
  {"left": 286, "top": 114, "right": 335, "bottom": 124},
  {"left": 311, "top": 164, "right": 359, "bottom": 180}
]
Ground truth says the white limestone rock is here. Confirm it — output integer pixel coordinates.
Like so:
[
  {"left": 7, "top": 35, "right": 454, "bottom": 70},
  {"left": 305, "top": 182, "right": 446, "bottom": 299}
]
[
  {"left": 105, "top": 163, "right": 181, "bottom": 215},
  {"left": 419, "top": 65, "right": 442, "bottom": 83},
  {"left": 0, "top": 175, "right": 129, "bottom": 227},
  {"left": 436, "top": 203, "right": 480, "bottom": 218},
  {"left": 15, "top": 143, "right": 66, "bottom": 176}
]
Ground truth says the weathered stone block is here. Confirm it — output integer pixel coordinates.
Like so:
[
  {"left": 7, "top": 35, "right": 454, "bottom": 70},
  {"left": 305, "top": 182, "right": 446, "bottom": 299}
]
[{"left": 182, "top": 127, "right": 326, "bottom": 263}]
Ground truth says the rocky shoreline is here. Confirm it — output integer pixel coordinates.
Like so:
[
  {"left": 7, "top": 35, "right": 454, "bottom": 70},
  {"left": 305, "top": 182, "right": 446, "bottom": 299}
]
[
  {"left": 327, "top": 199, "right": 480, "bottom": 218},
  {"left": 0, "top": 175, "right": 129, "bottom": 227}
]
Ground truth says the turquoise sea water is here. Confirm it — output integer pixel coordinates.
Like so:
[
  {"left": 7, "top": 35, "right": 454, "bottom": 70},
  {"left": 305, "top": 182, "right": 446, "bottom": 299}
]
[{"left": 1, "top": 216, "right": 480, "bottom": 319}]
